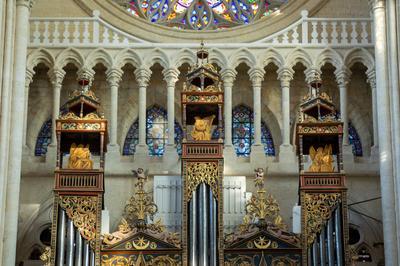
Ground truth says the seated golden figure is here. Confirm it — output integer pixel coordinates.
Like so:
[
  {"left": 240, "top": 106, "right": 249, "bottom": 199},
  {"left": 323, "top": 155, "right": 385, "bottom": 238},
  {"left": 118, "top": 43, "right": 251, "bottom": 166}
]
[
  {"left": 68, "top": 143, "right": 93, "bottom": 169},
  {"left": 308, "top": 144, "right": 334, "bottom": 172},
  {"left": 191, "top": 115, "right": 215, "bottom": 140}
]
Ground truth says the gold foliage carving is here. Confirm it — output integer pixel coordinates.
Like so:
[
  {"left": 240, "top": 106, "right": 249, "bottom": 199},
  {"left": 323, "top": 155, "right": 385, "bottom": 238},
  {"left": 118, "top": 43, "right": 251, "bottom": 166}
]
[
  {"left": 186, "top": 161, "right": 219, "bottom": 201},
  {"left": 304, "top": 193, "right": 341, "bottom": 244},
  {"left": 271, "top": 257, "right": 298, "bottom": 266},
  {"left": 224, "top": 255, "right": 253, "bottom": 266},
  {"left": 59, "top": 196, "right": 98, "bottom": 241},
  {"left": 101, "top": 254, "right": 180, "bottom": 266}
]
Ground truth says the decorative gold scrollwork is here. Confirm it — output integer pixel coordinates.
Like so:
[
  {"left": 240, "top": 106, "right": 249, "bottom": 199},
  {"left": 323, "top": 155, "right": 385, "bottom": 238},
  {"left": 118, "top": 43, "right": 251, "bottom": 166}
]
[
  {"left": 186, "top": 161, "right": 219, "bottom": 201},
  {"left": 101, "top": 254, "right": 180, "bottom": 266},
  {"left": 304, "top": 193, "right": 341, "bottom": 244},
  {"left": 59, "top": 195, "right": 98, "bottom": 241},
  {"left": 224, "top": 255, "right": 253, "bottom": 266}
]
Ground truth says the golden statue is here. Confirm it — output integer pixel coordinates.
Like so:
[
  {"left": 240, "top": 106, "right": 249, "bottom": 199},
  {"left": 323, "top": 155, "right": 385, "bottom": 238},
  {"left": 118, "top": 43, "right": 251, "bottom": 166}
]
[
  {"left": 191, "top": 115, "right": 215, "bottom": 140},
  {"left": 308, "top": 144, "right": 334, "bottom": 172},
  {"left": 68, "top": 143, "right": 93, "bottom": 169}
]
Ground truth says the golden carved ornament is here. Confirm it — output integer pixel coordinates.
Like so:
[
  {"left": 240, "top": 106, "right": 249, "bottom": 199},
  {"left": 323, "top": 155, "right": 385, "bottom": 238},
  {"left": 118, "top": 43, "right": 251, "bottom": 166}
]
[
  {"left": 101, "top": 254, "right": 180, "bottom": 266},
  {"left": 69, "top": 88, "right": 99, "bottom": 102},
  {"left": 304, "top": 193, "right": 341, "bottom": 244},
  {"left": 308, "top": 145, "right": 334, "bottom": 172},
  {"left": 271, "top": 257, "right": 298, "bottom": 266},
  {"left": 124, "top": 168, "right": 157, "bottom": 227},
  {"left": 253, "top": 236, "right": 271, "bottom": 249},
  {"left": 186, "top": 161, "right": 219, "bottom": 201},
  {"left": 40, "top": 247, "right": 51, "bottom": 266},
  {"left": 59, "top": 196, "right": 98, "bottom": 241},
  {"left": 245, "top": 168, "right": 287, "bottom": 230},
  {"left": 59, "top": 111, "right": 103, "bottom": 120},
  {"left": 191, "top": 115, "right": 215, "bottom": 140},
  {"left": 224, "top": 255, "right": 253, "bottom": 266},
  {"left": 68, "top": 143, "right": 93, "bottom": 169}
]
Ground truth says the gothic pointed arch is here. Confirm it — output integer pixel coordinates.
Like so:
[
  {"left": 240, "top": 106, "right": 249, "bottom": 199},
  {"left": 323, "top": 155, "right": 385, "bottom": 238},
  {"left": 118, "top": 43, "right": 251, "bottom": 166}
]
[{"left": 123, "top": 105, "right": 183, "bottom": 156}]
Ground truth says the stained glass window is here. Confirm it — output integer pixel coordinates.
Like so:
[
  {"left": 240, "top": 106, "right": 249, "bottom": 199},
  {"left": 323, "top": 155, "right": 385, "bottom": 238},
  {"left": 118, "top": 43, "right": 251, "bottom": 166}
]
[
  {"left": 35, "top": 106, "right": 67, "bottom": 156},
  {"left": 35, "top": 119, "right": 52, "bottom": 156},
  {"left": 117, "top": 0, "right": 289, "bottom": 30},
  {"left": 232, "top": 105, "right": 274, "bottom": 157},
  {"left": 123, "top": 105, "right": 183, "bottom": 156},
  {"left": 348, "top": 122, "right": 362, "bottom": 157}
]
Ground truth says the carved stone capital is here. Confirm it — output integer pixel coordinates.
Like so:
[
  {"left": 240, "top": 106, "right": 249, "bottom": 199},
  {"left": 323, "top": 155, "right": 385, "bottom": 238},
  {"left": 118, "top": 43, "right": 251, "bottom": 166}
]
[
  {"left": 16, "top": 0, "right": 35, "bottom": 9},
  {"left": 334, "top": 67, "right": 351, "bottom": 87},
  {"left": 248, "top": 68, "right": 265, "bottom": 87},
  {"left": 25, "top": 68, "right": 35, "bottom": 88},
  {"left": 220, "top": 68, "right": 237, "bottom": 86},
  {"left": 304, "top": 67, "right": 322, "bottom": 85},
  {"left": 134, "top": 68, "right": 152, "bottom": 87},
  {"left": 162, "top": 68, "right": 180, "bottom": 86},
  {"left": 106, "top": 68, "right": 123, "bottom": 86},
  {"left": 366, "top": 69, "right": 376, "bottom": 90},
  {"left": 368, "top": 0, "right": 385, "bottom": 11},
  {"left": 277, "top": 67, "right": 294, "bottom": 87},
  {"left": 77, "top": 67, "right": 95, "bottom": 86},
  {"left": 48, "top": 67, "right": 66, "bottom": 88}
]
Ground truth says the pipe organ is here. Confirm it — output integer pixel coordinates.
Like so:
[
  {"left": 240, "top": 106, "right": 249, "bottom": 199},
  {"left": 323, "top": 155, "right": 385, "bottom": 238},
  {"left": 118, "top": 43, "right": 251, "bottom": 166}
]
[
  {"left": 181, "top": 44, "right": 224, "bottom": 266},
  {"left": 49, "top": 79, "right": 107, "bottom": 265},
  {"left": 296, "top": 76, "right": 350, "bottom": 265}
]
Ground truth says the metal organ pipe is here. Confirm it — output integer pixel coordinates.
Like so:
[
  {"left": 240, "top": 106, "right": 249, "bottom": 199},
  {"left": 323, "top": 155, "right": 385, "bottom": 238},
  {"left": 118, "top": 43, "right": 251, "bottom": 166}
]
[
  {"left": 56, "top": 208, "right": 66, "bottom": 266},
  {"left": 66, "top": 218, "right": 75, "bottom": 266},
  {"left": 83, "top": 240, "right": 90, "bottom": 266},
  {"left": 90, "top": 249, "right": 95, "bottom": 266},
  {"left": 335, "top": 206, "right": 344, "bottom": 265},
  {"left": 209, "top": 187, "right": 217, "bottom": 266},
  {"left": 74, "top": 230, "right": 83, "bottom": 265},
  {"left": 312, "top": 240, "right": 319, "bottom": 266},
  {"left": 319, "top": 227, "right": 326, "bottom": 265},
  {"left": 327, "top": 215, "right": 335, "bottom": 266},
  {"left": 189, "top": 190, "right": 197, "bottom": 266}
]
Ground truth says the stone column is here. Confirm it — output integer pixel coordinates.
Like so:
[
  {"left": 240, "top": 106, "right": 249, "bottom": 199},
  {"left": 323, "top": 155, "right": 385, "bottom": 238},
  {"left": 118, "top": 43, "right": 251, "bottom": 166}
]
[
  {"left": 221, "top": 68, "right": 237, "bottom": 156},
  {"left": 106, "top": 68, "right": 123, "bottom": 151},
  {"left": 277, "top": 67, "right": 294, "bottom": 157},
  {"left": 134, "top": 67, "right": 151, "bottom": 154},
  {"left": 370, "top": 0, "right": 399, "bottom": 264},
  {"left": 366, "top": 70, "right": 379, "bottom": 155},
  {"left": 0, "top": 1, "right": 17, "bottom": 259},
  {"left": 163, "top": 68, "right": 179, "bottom": 154},
  {"left": 23, "top": 68, "right": 35, "bottom": 149},
  {"left": 48, "top": 67, "right": 66, "bottom": 146},
  {"left": 335, "top": 67, "right": 351, "bottom": 146},
  {"left": 248, "top": 67, "right": 265, "bottom": 160},
  {"left": 3, "top": 1, "right": 35, "bottom": 265}
]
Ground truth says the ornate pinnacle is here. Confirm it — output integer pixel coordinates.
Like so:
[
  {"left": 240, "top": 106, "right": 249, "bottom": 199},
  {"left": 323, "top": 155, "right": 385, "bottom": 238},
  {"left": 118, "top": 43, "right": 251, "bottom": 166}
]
[{"left": 124, "top": 168, "right": 158, "bottom": 231}]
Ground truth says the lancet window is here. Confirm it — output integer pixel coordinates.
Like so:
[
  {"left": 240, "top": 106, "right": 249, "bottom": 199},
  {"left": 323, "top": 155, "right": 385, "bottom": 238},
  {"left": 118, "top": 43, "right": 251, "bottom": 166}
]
[
  {"left": 123, "top": 105, "right": 183, "bottom": 156},
  {"left": 349, "top": 122, "right": 363, "bottom": 157},
  {"left": 34, "top": 106, "right": 67, "bottom": 156},
  {"left": 232, "top": 104, "right": 275, "bottom": 157}
]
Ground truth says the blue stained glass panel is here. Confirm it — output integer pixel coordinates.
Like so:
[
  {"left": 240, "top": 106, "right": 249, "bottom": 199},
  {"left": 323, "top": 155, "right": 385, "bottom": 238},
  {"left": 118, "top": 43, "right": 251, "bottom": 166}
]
[
  {"left": 232, "top": 105, "right": 275, "bottom": 157},
  {"left": 123, "top": 105, "right": 183, "bottom": 156},
  {"left": 34, "top": 106, "right": 68, "bottom": 156},
  {"left": 34, "top": 119, "right": 52, "bottom": 156},
  {"left": 348, "top": 122, "right": 362, "bottom": 157}
]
